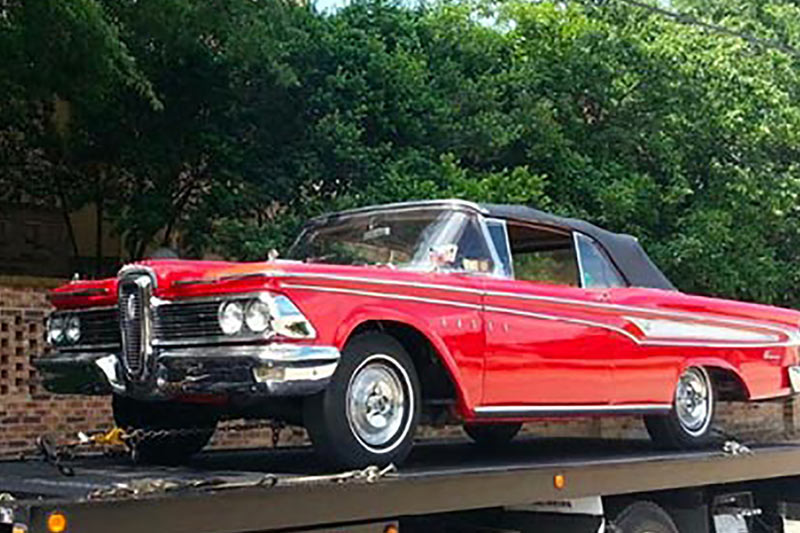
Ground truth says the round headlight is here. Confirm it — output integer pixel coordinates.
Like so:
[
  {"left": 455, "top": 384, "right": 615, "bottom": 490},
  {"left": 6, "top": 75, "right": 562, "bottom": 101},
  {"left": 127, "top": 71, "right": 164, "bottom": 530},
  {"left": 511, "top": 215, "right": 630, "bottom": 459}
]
[
  {"left": 48, "top": 315, "right": 65, "bottom": 345},
  {"left": 218, "top": 301, "right": 244, "bottom": 335},
  {"left": 245, "top": 300, "right": 271, "bottom": 333},
  {"left": 65, "top": 315, "right": 81, "bottom": 344}
]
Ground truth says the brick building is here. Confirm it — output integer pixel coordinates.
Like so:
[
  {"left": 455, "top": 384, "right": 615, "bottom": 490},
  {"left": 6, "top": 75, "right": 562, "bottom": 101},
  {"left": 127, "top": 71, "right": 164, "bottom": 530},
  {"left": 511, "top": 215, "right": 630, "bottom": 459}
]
[{"left": 1, "top": 280, "right": 797, "bottom": 455}]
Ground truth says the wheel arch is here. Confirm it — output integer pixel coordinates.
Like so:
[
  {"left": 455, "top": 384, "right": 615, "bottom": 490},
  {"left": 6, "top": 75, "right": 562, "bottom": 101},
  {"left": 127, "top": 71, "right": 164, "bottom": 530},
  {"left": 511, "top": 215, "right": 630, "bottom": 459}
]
[
  {"left": 334, "top": 309, "right": 468, "bottom": 415},
  {"left": 680, "top": 358, "right": 751, "bottom": 401}
]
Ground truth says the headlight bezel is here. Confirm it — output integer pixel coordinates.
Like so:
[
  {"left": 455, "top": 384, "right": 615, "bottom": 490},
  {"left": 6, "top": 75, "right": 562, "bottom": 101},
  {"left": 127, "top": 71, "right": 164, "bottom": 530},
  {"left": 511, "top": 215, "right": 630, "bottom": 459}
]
[
  {"left": 65, "top": 315, "right": 81, "bottom": 344},
  {"left": 47, "top": 313, "right": 82, "bottom": 346},
  {"left": 212, "top": 292, "right": 315, "bottom": 341},
  {"left": 218, "top": 301, "right": 245, "bottom": 336},
  {"left": 47, "top": 315, "right": 66, "bottom": 345},
  {"left": 244, "top": 299, "right": 271, "bottom": 333}
]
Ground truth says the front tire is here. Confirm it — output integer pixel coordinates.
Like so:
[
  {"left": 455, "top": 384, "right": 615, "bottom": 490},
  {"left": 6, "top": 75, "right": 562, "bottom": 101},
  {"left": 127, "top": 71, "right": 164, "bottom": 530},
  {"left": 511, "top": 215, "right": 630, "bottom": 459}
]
[
  {"left": 645, "top": 366, "right": 715, "bottom": 449},
  {"left": 112, "top": 395, "right": 218, "bottom": 464},
  {"left": 304, "top": 333, "right": 421, "bottom": 469},
  {"left": 464, "top": 423, "right": 522, "bottom": 448}
]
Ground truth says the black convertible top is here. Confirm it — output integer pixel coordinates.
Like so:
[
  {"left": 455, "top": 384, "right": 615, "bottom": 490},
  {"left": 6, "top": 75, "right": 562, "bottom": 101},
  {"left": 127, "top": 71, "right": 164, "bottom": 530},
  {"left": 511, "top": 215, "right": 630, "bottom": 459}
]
[
  {"left": 310, "top": 200, "right": 675, "bottom": 291},
  {"left": 481, "top": 203, "right": 675, "bottom": 291}
]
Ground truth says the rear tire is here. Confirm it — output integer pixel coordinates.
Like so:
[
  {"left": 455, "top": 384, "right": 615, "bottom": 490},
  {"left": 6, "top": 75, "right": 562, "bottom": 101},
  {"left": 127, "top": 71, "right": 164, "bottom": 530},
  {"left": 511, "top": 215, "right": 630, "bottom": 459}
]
[
  {"left": 304, "top": 333, "right": 421, "bottom": 469},
  {"left": 645, "top": 366, "right": 715, "bottom": 449},
  {"left": 612, "top": 501, "right": 679, "bottom": 533},
  {"left": 463, "top": 423, "right": 522, "bottom": 448},
  {"left": 112, "top": 395, "right": 218, "bottom": 464}
]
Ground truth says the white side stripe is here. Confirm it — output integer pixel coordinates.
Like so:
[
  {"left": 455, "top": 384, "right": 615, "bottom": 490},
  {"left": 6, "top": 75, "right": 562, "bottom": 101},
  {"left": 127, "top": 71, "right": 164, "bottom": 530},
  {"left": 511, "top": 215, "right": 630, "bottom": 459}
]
[
  {"left": 627, "top": 317, "right": 782, "bottom": 343},
  {"left": 271, "top": 271, "right": 799, "bottom": 338},
  {"left": 282, "top": 283, "right": 482, "bottom": 310}
]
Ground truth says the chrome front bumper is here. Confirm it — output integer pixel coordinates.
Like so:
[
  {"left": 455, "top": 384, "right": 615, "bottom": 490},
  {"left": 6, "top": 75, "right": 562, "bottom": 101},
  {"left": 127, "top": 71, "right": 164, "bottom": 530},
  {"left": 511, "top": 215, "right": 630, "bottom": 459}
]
[{"left": 34, "top": 343, "right": 340, "bottom": 399}]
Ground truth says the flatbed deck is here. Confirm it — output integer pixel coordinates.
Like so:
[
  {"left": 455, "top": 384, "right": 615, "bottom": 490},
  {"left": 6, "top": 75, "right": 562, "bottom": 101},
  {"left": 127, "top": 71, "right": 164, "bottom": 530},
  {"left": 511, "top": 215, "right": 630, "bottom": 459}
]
[{"left": 4, "top": 437, "right": 800, "bottom": 532}]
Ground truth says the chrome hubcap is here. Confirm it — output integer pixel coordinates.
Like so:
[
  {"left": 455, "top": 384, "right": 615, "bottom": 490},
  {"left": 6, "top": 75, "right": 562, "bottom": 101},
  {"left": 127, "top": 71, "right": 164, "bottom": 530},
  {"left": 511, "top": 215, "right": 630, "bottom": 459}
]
[
  {"left": 675, "top": 368, "right": 711, "bottom": 435},
  {"left": 347, "top": 356, "right": 410, "bottom": 451}
]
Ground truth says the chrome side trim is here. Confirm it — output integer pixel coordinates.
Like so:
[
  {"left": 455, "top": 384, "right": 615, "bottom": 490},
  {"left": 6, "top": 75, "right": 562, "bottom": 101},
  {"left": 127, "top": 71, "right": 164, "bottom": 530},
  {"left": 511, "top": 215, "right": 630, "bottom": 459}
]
[
  {"left": 627, "top": 316, "right": 782, "bottom": 343},
  {"left": 474, "top": 404, "right": 672, "bottom": 417},
  {"left": 483, "top": 305, "right": 640, "bottom": 344},
  {"left": 272, "top": 272, "right": 799, "bottom": 339},
  {"left": 284, "top": 282, "right": 798, "bottom": 348},
  {"left": 282, "top": 283, "right": 482, "bottom": 310}
]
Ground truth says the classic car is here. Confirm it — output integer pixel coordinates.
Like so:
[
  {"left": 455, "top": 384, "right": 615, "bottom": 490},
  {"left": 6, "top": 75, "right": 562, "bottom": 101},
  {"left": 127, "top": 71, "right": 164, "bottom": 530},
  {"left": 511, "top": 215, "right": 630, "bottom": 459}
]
[{"left": 35, "top": 199, "right": 800, "bottom": 468}]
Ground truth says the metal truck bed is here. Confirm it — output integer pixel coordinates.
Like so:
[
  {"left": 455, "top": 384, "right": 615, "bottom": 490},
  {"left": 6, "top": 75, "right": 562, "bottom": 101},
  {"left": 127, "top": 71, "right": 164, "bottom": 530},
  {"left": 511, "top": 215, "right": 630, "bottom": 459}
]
[{"left": 3, "top": 437, "right": 800, "bottom": 532}]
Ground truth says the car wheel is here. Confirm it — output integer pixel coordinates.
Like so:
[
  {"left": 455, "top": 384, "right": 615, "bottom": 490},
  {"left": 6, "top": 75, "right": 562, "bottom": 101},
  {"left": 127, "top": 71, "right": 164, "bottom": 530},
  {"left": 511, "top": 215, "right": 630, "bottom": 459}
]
[
  {"left": 304, "top": 333, "right": 421, "bottom": 469},
  {"left": 112, "top": 395, "right": 218, "bottom": 464},
  {"left": 645, "top": 366, "right": 715, "bottom": 449},
  {"left": 463, "top": 423, "right": 522, "bottom": 448},
  {"left": 611, "top": 501, "right": 679, "bottom": 533}
]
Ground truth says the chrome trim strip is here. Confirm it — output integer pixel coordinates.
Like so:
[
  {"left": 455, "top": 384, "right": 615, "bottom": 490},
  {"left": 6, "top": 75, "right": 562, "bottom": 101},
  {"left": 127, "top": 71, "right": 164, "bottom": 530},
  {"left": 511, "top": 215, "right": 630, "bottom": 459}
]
[
  {"left": 151, "top": 292, "right": 265, "bottom": 306},
  {"left": 474, "top": 404, "right": 672, "bottom": 417},
  {"left": 483, "top": 305, "right": 640, "bottom": 344},
  {"left": 282, "top": 283, "right": 482, "bottom": 310},
  {"left": 626, "top": 316, "right": 782, "bottom": 343},
  {"left": 273, "top": 272, "right": 799, "bottom": 339},
  {"left": 283, "top": 281, "right": 798, "bottom": 347},
  {"left": 477, "top": 215, "right": 507, "bottom": 278},
  {"left": 59, "top": 343, "right": 121, "bottom": 352},
  {"left": 308, "top": 199, "right": 488, "bottom": 223},
  {"left": 159, "top": 343, "right": 340, "bottom": 363},
  {"left": 152, "top": 335, "right": 272, "bottom": 347},
  {"left": 573, "top": 231, "right": 587, "bottom": 289}
]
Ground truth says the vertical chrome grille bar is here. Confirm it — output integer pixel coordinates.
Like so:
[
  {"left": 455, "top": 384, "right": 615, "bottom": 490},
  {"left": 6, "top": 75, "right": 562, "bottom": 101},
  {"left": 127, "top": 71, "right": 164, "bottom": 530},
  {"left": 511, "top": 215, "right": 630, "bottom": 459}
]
[{"left": 118, "top": 273, "right": 153, "bottom": 379}]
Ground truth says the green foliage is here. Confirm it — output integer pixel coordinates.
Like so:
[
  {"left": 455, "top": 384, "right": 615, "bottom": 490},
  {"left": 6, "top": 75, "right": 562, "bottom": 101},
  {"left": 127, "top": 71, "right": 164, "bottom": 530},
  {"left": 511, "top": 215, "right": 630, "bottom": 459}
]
[{"left": 3, "top": 0, "right": 800, "bottom": 308}]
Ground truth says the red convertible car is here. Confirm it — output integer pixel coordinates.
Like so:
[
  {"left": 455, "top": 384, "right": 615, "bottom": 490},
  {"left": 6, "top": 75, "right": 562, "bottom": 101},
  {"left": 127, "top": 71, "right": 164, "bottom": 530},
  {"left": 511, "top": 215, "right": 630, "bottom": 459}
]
[{"left": 36, "top": 200, "right": 800, "bottom": 467}]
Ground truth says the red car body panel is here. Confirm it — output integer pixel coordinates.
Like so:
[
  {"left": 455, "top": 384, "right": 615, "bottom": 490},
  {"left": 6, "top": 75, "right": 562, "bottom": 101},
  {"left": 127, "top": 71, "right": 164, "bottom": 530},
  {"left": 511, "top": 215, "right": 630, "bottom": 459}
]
[{"left": 49, "top": 257, "right": 800, "bottom": 420}]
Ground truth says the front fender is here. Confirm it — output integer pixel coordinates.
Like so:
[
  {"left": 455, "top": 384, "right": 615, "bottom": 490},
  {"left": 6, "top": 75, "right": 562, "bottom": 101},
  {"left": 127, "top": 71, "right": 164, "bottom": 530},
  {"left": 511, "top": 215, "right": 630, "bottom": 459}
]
[{"left": 333, "top": 304, "right": 476, "bottom": 411}]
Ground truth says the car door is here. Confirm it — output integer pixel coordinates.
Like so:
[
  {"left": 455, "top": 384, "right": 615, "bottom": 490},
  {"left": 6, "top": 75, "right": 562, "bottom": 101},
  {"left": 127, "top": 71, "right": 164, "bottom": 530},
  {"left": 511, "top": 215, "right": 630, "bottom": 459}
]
[
  {"left": 480, "top": 220, "right": 615, "bottom": 409},
  {"left": 572, "top": 232, "right": 678, "bottom": 406}
]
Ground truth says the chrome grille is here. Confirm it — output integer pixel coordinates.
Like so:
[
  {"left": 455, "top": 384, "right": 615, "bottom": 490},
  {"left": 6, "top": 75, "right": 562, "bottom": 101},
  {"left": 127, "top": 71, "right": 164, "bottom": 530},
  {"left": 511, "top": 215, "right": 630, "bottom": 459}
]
[
  {"left": 118, "top": 274, "right": 152, "bottom": 377},
  {"left": 153, "top": 300, "right": 223, "bottom": 343}
]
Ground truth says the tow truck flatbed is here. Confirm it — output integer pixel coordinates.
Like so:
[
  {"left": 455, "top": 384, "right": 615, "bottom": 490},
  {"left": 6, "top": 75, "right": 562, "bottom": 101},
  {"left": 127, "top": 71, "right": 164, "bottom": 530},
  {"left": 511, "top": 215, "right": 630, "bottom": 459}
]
[{"left": 3, "top": 437, "right": 800, "bottom": 532}]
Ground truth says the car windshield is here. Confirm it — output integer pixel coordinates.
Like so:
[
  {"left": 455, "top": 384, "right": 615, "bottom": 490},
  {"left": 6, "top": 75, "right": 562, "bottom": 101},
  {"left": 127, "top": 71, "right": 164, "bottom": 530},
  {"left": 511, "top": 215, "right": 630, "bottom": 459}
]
[{"left": 287, "top": 207, "right": 495, "bottom": 273}]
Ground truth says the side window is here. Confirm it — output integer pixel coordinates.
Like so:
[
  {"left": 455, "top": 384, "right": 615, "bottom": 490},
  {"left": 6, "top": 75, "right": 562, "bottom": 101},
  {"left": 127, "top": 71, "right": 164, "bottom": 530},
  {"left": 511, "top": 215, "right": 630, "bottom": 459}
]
[
  {"left": 453, "top": 216, "right": 495, "bottom": 274},
  {"left": 575, "top": 233, "right": 627, "bottom": 288},
  {"left": 485, "top": 219, "right": 513, "bottom": 278},
  {"left": 507, "top": 223, "right": 579, "bottom": 286}
]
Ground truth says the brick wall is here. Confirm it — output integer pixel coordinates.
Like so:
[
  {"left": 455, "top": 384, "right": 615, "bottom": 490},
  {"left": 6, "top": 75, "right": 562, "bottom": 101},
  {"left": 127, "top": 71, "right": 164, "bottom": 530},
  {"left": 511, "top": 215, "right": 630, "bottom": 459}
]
[
  {"left": 0, "top": 282, "right": 794, "bottom": 456},
  {"left": 0, "top": 285, "right": 112, "bottom": 455}
]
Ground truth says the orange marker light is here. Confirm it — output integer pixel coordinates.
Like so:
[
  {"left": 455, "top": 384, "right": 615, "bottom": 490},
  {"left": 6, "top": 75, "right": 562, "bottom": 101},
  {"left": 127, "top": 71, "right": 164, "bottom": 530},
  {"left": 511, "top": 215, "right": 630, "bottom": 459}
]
[
  {"left": 46, "top": 511, "right": 67, "bottom": 533},
  {"left": 384, "top": 525, "right": 399, "bottom": 533},
  {"left": 553, "top": 473, "right": 566, "bottom": 490}
]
